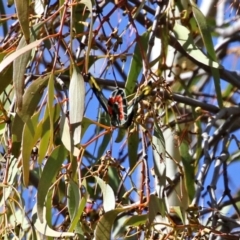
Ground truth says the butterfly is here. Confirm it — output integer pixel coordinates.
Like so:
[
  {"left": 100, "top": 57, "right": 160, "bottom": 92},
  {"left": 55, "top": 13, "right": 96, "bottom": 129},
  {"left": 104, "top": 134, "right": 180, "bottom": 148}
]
[{"left": 86, "top": 74, "right": 144, "bottom": 128}]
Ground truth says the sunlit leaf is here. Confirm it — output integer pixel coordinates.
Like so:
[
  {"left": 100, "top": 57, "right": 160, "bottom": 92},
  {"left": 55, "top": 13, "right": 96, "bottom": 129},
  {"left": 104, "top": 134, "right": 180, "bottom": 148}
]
[
  {"left": 171, "top": 206, "right": 185, "bottom": 224},
  {"left": 60, "top": 114, "right": 80, "bottom": 157},
  {"left": 45, "top": 187, "right": 54, "bottom": 227},
  {"left": 34, "top": 0, "right": 44, "bottom": 15},
  {"left": 124, "top": 214, "right": 148, "bottom": 226},
  {"left": 94, "top": 176, "right": 115, "bottom": 212},
  {"left": 69, "top": 65, "right": 85, "bottom": 144},
  {"left": 152, "top": 123, "right": 166, "bottom": 197},
  {"left": 0, "top": 39, "right": 43, "bottom": 73},
  {"left": 172, "top": 23, "right": 220, "bottom": 69}
]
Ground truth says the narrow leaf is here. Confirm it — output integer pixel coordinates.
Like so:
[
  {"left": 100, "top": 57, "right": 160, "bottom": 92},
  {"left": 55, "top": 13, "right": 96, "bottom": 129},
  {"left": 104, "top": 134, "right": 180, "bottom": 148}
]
[
  {"left": 13, "top": 36, "right": 31, "bottom": 110},
  {"left": 0, "top": 53, "right": 13, "bottom": 95},
  {"left": 124, "top": 214, "right": 148, "bottom": 227},
  {"left": 172, "top": 24, "right": 220, "bottom": 69},
  {"left": 38, "top": 112, "right": 50, "bottom": 163},
  {"left": 22, "top": 111, "right": 40, "bottom": 186},
  {"left": 67, "top": 180, "right": 80, "bottom": 220},
  {"left": 32, "top": 204, "right": 74, "bottom": 237},
  {"left": 37, "top": 145, "right": 67, "bottom": 223},
  {"left": 148, "top": 194, "right": 166, "bottom": 224},
  {"left": 68, "top": 180, "right": 87, "bottom": 232},
  {"left": 125, "top": 31, "right": 150, "bottom": 96},
  {"left": 152, "top": 123, "right": 166, "bottom": 197},
  {"left": 34, "top": 0, "right": 44, "bottom": 15},
  {"left": 94, "top": 176, "right": 115, "bottom": 212},
  {"left": 12, "top": 75, "right": 49, "bottom": 142},
  {"left": 180, "top": 141, "right": 195, "bottom": 201},
  {"left": 0, "top": 39, "right": 43, "bottom": 72},
  {"left": 128, "top": 131, "right": 139, "bottom": 169},
  {"left": 95, "top": 208, "right": 128, "bottom": 240},
  {"left": 47, "top": 74, "right": 55, "bottom": 148},
  {"left": 69, "top": 66, "right": 85, "bottom": 144},
  {"left": 60, "top": 114, "right": 80, "bottom": 157},
  {"left": 190, "top": 1, "right": 223, "bottom": 108},
  {"left": 171, "top": 206, "right": 185, "bottom": 224},
  {"left": 14, "top": 0, "right": 30, "bottom": 42}
]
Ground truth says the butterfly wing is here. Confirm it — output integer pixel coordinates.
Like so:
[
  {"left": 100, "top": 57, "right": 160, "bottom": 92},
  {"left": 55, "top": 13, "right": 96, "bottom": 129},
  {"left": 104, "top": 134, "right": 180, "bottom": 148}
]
[
  {"left": 87, "top": 74, "right": 109, "bottom": 113},
  {"left": 108, "top": 88, "right": 127, "bottom": 127}
]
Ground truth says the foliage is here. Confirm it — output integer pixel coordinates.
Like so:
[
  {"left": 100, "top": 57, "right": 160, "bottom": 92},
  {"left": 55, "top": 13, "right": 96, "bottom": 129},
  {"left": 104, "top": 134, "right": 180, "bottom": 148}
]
[{"left": 0, "top": 0, "right": 240, "bottom": 239}]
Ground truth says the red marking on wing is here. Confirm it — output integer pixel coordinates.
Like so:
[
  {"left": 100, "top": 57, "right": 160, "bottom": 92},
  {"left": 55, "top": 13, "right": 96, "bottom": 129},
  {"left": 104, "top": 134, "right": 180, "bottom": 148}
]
[{"left": 108, "top": 96, "right": 124, "bottom": 120}]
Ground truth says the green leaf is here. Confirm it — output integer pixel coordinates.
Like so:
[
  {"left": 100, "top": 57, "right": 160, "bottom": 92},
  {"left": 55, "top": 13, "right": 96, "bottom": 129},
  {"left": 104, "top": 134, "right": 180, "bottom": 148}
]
[
  {"left": 128, "top": 131, "right": 139, "bottom": 169},
  {"left": 148, "top": 194, "right": 166, "bottom": 224},
  {"left": 152, "top": 123, "right": 165, "bottom": 169},
  {"left": 38, "top": 111, "right": 50, "bottom": 164},
  {"left": 12, "top": 75, "right": 49, "bottom": 143},
  {"left": 22, "top": 111, "right": 40, "bottom": 186},
  {"left": 94, "top": 176, "right": 115, "bottom": 212},
  {"left": 69, "top": 66, "right": 85, "bottom": 144},
  {"left": 38, "top": 103, "right": 61, "bottom": 163},
  {"left": 81, "top": 117, "right": 93, "bottom": 137},
  {"left": 172, "top": 23, "right": 220, "bottom": 69},
  {"left": 45, "top": 187, "right": 54, "bottom": 227},
  {"left": 190, "top": 1, "right": 223, "bottom": 108},
  {"left": 179, "top": 141, "right": 195, "bottom": 201},
  {"left": 0, "top": 53, "right": 13, "bottom": 95},
  {"left": 14, "top": 0, "right": 30, "bottom": 42},
  {"left": 95, "top": 208, "right": 129, "bottom": 240},
  {"left": 114, "top": 129, "right": 126, "bottom": 143},
  {"left": 152, "top": 123, "right": 166, "bottom": 197},
  {"left": 171, "top": 206, "right": 185, "bottom": 224},
  {"left": 13, "top": 36, "right": 31, "bottom": 110},
  {"left": 60, "top": 114, "right": 80, "bottom": 157},
  {"left": 37, "top": 145, "right": 67, "bottom": 223},
  {"left": 125, "top": 30, "right": 150, "bottom": 96},
  {"left": 67, "top": 179, "right": 80, "bottom": 220},
  {"left": 124, "top": 214, "right": 148, "bottom": 227},
  {"left": 32, "top": 204, "right": 74, "bottom": 238},
  {"left": 96, "top": 112, "right": 111, "bottom": 158},
  {"left": 68, "top": 180, "right": 87, "bottom": 232},
  {"left": 47, "top": 74, "right": 55, "bottom": 148}
]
